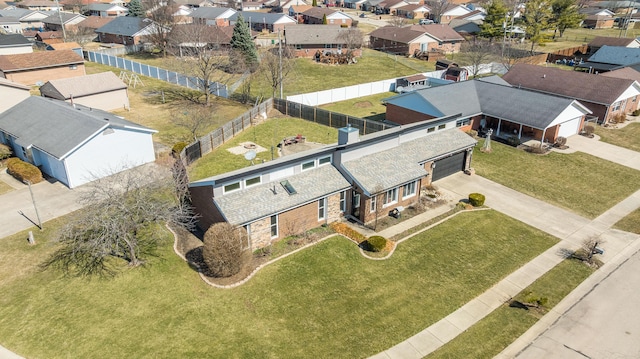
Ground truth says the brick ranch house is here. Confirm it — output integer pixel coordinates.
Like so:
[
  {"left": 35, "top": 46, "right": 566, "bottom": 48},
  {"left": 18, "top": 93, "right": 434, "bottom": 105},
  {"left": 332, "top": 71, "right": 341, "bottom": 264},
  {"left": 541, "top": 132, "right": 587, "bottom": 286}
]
[
  {"left": 284, "top": 25, "right": 362, "bottom": 58},
  {"left": 384, "top": 76, "right": 592, "bottom": 143},
  {"left": 502, "top": 64, "right": 640, "bottom": 124},
  {"left": 369, "top": 24, "right": 463, "bottom": 56},
  {"left": 0, "top": 49, "right": 85, "bottom": 85},
  {"left": 189, "top": 120, "right": 476, "bottom": 248}
]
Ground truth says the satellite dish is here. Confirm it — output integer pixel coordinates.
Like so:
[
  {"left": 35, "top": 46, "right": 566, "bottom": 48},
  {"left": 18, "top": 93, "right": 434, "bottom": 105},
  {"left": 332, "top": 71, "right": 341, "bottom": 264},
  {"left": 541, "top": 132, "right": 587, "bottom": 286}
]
[{"left": 244, "top": 150, "right": 257, "bottom": 165}]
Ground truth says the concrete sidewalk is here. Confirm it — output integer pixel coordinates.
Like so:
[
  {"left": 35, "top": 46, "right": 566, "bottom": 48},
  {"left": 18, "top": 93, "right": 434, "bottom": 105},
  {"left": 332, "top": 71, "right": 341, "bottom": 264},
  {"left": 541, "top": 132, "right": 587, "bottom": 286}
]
[
  {"left": 564, "top": 135, "right": 640, "bottom": 171},
  {"left": 370, "top": 173, "right": 640, "bottom": 359}
]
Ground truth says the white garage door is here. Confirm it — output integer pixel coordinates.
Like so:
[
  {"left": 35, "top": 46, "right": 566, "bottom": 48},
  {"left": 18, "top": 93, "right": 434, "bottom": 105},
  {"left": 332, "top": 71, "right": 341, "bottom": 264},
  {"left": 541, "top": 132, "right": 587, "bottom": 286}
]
[{"left": 558, "top": 118, "right": 581, "bottom": 138}]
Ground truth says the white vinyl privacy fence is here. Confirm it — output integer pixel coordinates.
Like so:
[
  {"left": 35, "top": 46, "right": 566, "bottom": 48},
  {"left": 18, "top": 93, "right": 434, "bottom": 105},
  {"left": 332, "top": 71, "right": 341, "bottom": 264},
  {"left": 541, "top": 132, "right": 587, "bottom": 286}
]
[{"left": 84, "top": 51, "right": 228, "bottom": 98}]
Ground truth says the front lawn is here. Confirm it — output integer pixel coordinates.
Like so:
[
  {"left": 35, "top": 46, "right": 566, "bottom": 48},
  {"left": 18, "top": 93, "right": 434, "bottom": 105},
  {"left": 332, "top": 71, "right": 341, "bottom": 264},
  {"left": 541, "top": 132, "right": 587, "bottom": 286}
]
[
  {"left": 594, "top": 123, "right": 640, "bottom": 153},
  {"left": 473, "top": 140, "right": 640, "bottom": 219},
  {"left": 188, "top": 116, "right": 339, "bottom": 181},
  {"left": 0, "top": 210, "right": 557, "bottom": 358},
  {"left": 427, "top": 258, "right": 594, "bottom": 359},
  {"left": 613, "top": 208, "right": 640, "bottom": 234}
]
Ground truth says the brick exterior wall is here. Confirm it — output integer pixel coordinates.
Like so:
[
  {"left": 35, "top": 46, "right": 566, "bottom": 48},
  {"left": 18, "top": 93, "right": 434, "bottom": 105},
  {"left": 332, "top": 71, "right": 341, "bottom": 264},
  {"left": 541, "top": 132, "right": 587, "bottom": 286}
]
[
  {"left": 360, "top": 180, "right": 422, "bottom": 224},
  {"left": 369, "top": 37, "right": 417, "bottom": 55},
  {"left": 385, "top": 103, "right": 436, "bottom": 124},
  {"left": 426, "top": 41, "right": 461, "bottom": 54},
  {"left": 3, "top": 64, "right": 85, "bottom": 85},
  {"left": 190, "top": 185, "right": 225, "bottom": 232},
  {"left": 98, "top": 32, "right": 142, "bottom": 45}
]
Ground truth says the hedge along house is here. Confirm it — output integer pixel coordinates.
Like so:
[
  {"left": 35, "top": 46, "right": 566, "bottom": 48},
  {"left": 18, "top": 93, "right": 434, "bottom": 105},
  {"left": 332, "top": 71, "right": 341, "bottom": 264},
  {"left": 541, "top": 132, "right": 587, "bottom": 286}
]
[
  {"left": 0, "top": 96, "right": 157, "bottom": 188},
  {"left": 502, "top": 64, "right": 640, "bottom": 125},
  {"left": 189, "top": 119, "right": 476, "bottom": 248},
  {"left": 384, "top": 76, "right": 593, "bottom": 143}
]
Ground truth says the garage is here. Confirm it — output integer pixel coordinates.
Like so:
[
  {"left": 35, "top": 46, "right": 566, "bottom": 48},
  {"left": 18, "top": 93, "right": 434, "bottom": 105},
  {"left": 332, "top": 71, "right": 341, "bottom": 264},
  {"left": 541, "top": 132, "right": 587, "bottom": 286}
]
[
  {"left": 557, "top": 117, "right": 582, "bottom": 138},
  {"left": 432, "top": 151, "right": 466, "bottom": 181}
]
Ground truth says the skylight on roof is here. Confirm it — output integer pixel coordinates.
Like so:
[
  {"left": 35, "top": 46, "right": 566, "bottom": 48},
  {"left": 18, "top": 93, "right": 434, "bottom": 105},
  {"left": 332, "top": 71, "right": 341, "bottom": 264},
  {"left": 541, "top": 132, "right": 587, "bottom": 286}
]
[{"left": 281, "top": 180, "right": 297, "bottom": 195}]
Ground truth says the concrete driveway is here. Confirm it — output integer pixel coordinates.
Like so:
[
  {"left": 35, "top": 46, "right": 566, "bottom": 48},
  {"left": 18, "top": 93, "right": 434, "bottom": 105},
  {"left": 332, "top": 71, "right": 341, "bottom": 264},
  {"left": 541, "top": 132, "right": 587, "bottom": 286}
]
[
  {"left": 515, "top": 248, "right": 640, "bottom": 359},
  {"left": 564, "top": 135, "right": 640, "bottom": 171}
]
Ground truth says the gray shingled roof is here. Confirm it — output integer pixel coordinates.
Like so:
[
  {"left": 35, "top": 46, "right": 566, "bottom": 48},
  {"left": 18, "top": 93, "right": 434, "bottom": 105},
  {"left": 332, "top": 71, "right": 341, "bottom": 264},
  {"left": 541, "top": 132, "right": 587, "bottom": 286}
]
[
  {"left": 285, "top": 25, "right": 349, "bottom": 45},
  {"left": 96, "top": 16, "right": 155, "bottom": 37},
  {"left": 39, "top": 71, "right": 127, "bottom": 100},
  {"left": 342, "top": 129, "right": 476, "bottom": 194},
  {"left": 385, "top": 78, "right": 583, "bottom": 130},
  {"left": 215, "top": 164, "right": 350, "bottom": 225},
  {"left": 189, "top": 6, "right": 235, "bottom": 19},
  {"left": 0, "top": 33, "right": 31, "bottom": 46},
  {"left": 231, "top": 11, "right": 295, "bottom": 24},
  {"left": 588, "top": 45, "right": 640, "bottom": 66},
  {"left": 42, "top": 12, "right": 84, "bottom": 25},
  {"left": 0, "top": 96, "right": 154, "bottom": 159}
]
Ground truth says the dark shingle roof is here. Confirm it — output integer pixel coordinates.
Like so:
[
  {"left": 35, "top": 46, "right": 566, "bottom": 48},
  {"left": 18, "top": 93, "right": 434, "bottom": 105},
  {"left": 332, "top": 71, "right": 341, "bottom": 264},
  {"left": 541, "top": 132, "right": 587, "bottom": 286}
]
[
  {"left": 301, "top": 6, "right": 339, "bottom": 18},
  {"left": 0, "top": 33, "right": 31, "bottom": 47},
  {"left": 369, "top": 26, "right": 424, "bottom": 43},
  {"left": 588, "top": 36, "right": 638, "bottom": 48},
  {"left": 215, "top": 164, "right": 350, "bottom": 225},
  {"left": 502, "top": 63, "right": 637, "bottom": 105},
  {"left": 189, "top": 6, "right": 235, "bottom": 19},
  {"left": 0, "top": 97, "right": 154, "bottom": 159},
  {"left": 601, "top": 67, "right": 640, "bottom": 83},
  {"left": 230, "top": 11, "right": 296, "bottom": 24},
  {"left": 407, "top": 24, "right": 465, "bottom": 42},
  {"left": 95, "top": 16, "right": 155, "bottom": 37}
]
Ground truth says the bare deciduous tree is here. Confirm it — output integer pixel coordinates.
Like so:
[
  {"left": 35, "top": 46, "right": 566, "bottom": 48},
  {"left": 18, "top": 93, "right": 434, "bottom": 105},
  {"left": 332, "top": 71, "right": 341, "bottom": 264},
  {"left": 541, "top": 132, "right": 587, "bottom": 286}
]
[
  {"left": 459, "top": 39, "right": 499, "bottom": 77},
  {"left": 144, "top": 0, "right": 179, "bottom": 57},
  {"left": 388, "top": 16, "right": 409, "bottom": 27},
  {"left": 259, "top": 48, "right": 295, "bottom": 99},
  {"left": 336, "top": 27, "right": 364, "bottom": 62},
  {"left": 171, "top": 106, "right": 217, "bottom": 142},
  {"left": 202, "top": 222, "right": 247, "bottom": 277},
  {"left": 425, "top": 0, "right": 450, "bottom": 23},
  {"left": 42, "top": 165, "right": 197, "bottom": 276}
]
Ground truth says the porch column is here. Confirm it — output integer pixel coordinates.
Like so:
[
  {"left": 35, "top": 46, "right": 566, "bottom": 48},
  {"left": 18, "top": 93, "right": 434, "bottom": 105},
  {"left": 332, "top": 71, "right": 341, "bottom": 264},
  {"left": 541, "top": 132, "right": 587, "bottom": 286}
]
[
  {"left": 518, "top": 124, "right": 523, "bottom": 139},
  {"left": 496, "top": 118, "right": 502, "bottom": 136},
  {"left": 541, "top": 128, "right": 547, "bottom": 145}
]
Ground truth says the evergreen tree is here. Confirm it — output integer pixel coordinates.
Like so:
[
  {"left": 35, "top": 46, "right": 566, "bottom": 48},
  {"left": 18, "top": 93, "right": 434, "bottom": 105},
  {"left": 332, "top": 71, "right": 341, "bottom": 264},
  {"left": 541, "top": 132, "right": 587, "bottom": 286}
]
[
  {"left": 312, "top": 0, "right": 317, "bottom": 6},
  {"left": 231, "top": 14, "right": 259, "bottom": 70},
  {"left": 479, "top": 0, "right": 508, "bottom": 39},
  {"left": 523, "top": 0, "right": 553, "bottom": 53},
  {"left": 551, "top": 0, "right": 584, "bottom": 38},
  {"left": 322, "top": 13, "right": 328, "bottom": 24},
  {"left": 127, "top": 0, "right": 144, "bottom": 17}
]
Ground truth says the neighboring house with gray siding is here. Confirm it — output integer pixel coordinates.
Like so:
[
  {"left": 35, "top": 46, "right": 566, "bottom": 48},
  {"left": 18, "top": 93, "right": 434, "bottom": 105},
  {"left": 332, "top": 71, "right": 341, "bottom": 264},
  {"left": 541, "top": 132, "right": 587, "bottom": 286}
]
[
  {"left": 0, "top": 96, "right": 156, "bottom": 188},
  {"left": 39, "top": 71, "right": 129, "bottom": 111},
  {"left": 189, "top": 120, "right": 476, "bottom": 248}
]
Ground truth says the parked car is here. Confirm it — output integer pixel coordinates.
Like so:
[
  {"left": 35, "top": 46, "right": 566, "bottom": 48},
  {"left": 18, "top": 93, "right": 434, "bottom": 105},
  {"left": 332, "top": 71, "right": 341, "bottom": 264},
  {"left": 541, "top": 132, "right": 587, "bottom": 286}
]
[{"left": 419, "top": 18, "right": 434, "bottom": 25}]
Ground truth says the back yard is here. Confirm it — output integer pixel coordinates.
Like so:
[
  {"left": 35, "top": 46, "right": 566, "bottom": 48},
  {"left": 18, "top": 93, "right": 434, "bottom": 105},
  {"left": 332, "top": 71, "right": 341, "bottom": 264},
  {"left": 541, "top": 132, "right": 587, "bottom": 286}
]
[
  {"left": 0, "top": 210, "right": 557, "bottom": 358},
  {"left": 473, "top": 140, "right": 640, "bottom": 219},
  {"left": 319, "top": 92, "right": 394, "bottom": 122}
]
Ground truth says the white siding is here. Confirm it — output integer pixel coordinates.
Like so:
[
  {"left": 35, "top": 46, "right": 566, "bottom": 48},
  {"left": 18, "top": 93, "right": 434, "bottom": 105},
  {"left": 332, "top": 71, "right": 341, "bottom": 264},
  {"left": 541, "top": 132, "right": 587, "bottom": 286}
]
[{"left": 63, "top": 127, "right": 155, "bottom": 188}]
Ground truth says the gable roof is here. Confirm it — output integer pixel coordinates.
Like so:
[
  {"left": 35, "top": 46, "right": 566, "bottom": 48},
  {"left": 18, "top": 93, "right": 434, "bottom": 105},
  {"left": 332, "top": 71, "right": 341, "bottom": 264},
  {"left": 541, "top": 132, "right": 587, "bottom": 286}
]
[
  {"left": 0, "top": 16, "right": 21, "bottom": 24},
  {"left": 369, "top": 26, "right": 425, "bottom": 43},
  {"left": 0, "top": 8, "right": 47, "bottom": 20},
  {"left": 95, "top": 16, "right": 156, "bottom": 37},
  {"left": 0, "top": 96, "right": 154, "bottom": 160},
  {"left": 302, "top": 6, "right": 339, "bottom": 18},
  {"left": 579, "top": 7, "right": 614, "bottom": 16},
  {"left": 408, "top": 23, "right": 465, "bottom": 42},
  {"left": 230, "top": 11, "right": 296, "bottom": 24},
  {"left": 189, "top": 6, "right": 236, "bottom": 19},
  {"left": 0, "top": 50, "right": 83, "bottom": 72},
  {"left": 502, "top": 63, "right": 637, "bottom": 105},
  {"left": 39, "top": 71, "right": 126, "bottom": 100},
  {"left": 76, "top": 15, "right": 115, "bottom": 29},
  {"left": 588, "top": 45, "right": 640, "bottom": 66},
  {"left": 0, "top": 77, "right": 30, "bottom": 90},
  {"left": 289, "top": 4, "right": 312, "bottom": 12},
  {"left": 384, "top": 78, "right": 590, "bottom": 129},
  {"left": 588, "top": 36, "right": 640, "bottom": 48},
  {"left": 47, "top": 41, "right": 81, "bottom": 50},
  {"left": 601, "top": 66, "right": 640, "bottom": 83},
  {"left": 284, "top": 25, "right": 350, "bottom": 45},
  {"left": 0, "top": 33, "right": 31, "bottom": 47},
  {"left": 35, "top": 31, "right": 63, "bottom": 40},
  {"left": 396, "top": 3, "right": 430, "bottom": 11},
  {"left": 42, "top": 12, "right": 85, "bottom": 25}
]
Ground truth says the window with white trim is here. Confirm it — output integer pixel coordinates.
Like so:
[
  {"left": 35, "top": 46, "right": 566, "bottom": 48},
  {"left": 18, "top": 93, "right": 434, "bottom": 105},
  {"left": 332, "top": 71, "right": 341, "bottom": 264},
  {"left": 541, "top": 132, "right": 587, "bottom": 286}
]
[
  {"left": 370, "top": 195, "right": 377, "bottom": 212},
  {"left": 318, "top": 156, "right": 331, "bottom": 166},
  {"left": 612, "top": 100, "right": 623, "bottom": 112},
  {"left": 270, "top": 215, "right": 278, "bottom": 238},
  {"left": 318, "top": 198, "right": 326, "bottom": 220},
  {"left": 302, "top": 160, "right": 315, "bottom": 171},
  {"left": 384, "top": 187, "right": 398, "bottom": 206},
  {"left": 223, "top": 182, "right": 241, "bottom": 193},
  {"left": 339, "top": 191, "right": 346, "bottom": 212},
  {"left": 456, "top": 118, "right": 471, "bottom": 127},
  {"left": 427, "top": 127, "right": 435, "bottom": 133},
  {"left": 438, "top": 124, "right": 446, "bottom": 130},
  {"left": 245, "top": 175, "right": 261, "bottom": 187},
  {"left": 402, "top": 181, "right": 417, "bottom": 199}
]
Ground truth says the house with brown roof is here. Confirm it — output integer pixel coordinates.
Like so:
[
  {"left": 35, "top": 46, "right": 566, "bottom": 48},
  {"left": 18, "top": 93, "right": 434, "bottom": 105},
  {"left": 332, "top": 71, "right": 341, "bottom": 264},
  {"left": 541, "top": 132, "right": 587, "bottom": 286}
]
[
  {"left": 76, "top": 16, "right": 116, "bottom": 31},
  {"left": 45, "top": 41, "right": 82, "bottom": 57},
  {"left": 302, "top": 7, "right": 352, "bottom": 26},
  {"left": 17, "top": 0, "right": 63, "bottom": 11},
  {"left": 39, "top": 71, "right": 129, "bottom": 111},
  {"left": 579, "top": 7, "right": 615, "bottom": 28},
  {"left": 601, "top": 67, "right": 640, "bottom": 83},
  {"left": 395, "top": 3, "right": 430, "bottom": 19},
  {"left": 502, "top": 64, "right": 640, "bottom": 124},
  {"left": 0, "top": 49, "right": 85, "bottom": 85},
  {"left": 408, "top": 24, "right": 464, "bottom": 53},
  {"left": 35, "top": 31, "right": 64, "bottom": 44},
  {"left": 378, "top": 0, "right": 410, "bottom": 15},
  {"left": 369, "top": 26, "right": 430, "bottom": 56},
  {"left": 169, "top": 24, "right": 245, "bottom": 52},
  {"left": 288, "top": 4, "right": 312, "bottom": 22},
  {"left": 588, "top": 36, "right": 640, "bottom": 54},
  {"left": 0, "top": 77, "right": 30, "bottom": 113},
  {"left": 284, "top": 25, "right": 361, "bottom": 58},
  {"left": 42, "top": 12, "right": 86, "bottom": 32}
]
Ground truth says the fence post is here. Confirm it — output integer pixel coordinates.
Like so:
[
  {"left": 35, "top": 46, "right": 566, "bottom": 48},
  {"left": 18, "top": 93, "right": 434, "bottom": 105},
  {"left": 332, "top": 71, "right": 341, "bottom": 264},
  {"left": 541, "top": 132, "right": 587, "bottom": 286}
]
[
  {"left": 329, "top": 112, "right": 332, "bottom": 128},
  {"left": 314, "top": 107, "right": 317, "bottom": 123},
  {"left": 364, "top": 118, "right": 367, "bottom": 134}
]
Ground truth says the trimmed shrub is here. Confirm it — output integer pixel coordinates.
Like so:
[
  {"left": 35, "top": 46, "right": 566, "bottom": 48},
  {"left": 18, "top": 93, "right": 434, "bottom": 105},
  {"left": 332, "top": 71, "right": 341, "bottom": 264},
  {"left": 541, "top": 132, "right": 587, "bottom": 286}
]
[
  {"left": 0, "top": 144, "right": 11, "bottom": 160},
  {"left": 6, "top": 158, "right": 43, "bottom": 184},
  {"left": 202, "top": 222, "right": 246, "bottom": 277},
  {"left": 172, "top": 141, "right": 188, "bottom": 156},
  {"left": 506, "top": 136, "right": 521, "bottom": 147},
  {"left": 468, "top": 193, "right": 485, "bottom": 207},
  {"left": 633, "top": 109, "right": 640, "bottom": 116},
  {"left": 583, "top": 125, "right": 595, "bottom": 136},
  {"left": 365, "top": 235, "right": 387, "bottom": 252}
]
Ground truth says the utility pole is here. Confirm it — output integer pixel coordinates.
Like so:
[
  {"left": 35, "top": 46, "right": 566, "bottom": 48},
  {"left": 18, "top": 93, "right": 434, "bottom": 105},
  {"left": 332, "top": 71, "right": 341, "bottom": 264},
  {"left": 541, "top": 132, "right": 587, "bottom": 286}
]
[
  {"left": 24, "top": 180, "right": 42, "bottom": 230},
  {"left": 54, "top": 0, "right": 67, "bottom": 42},
  {"left": 278, "top": 29, "right": 283, "bottom": 99}
]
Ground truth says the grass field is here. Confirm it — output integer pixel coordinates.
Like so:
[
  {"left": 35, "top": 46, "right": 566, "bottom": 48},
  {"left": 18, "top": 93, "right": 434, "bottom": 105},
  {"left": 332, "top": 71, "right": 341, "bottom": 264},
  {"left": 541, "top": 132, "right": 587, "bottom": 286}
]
[
  {"left": 0, "top": 180, "right": 13, "bottom": 195},
  {"left": 188, "top": 116, "right": 339, "bottom": 181},
  {"left": 319, "top": 91, "right": 394, "bottom": 120},
  {"left": 594, "top": 122, "right": 640, "bottom": 152},
  {"left": 614, "top": 208, "right": 640, "bottom": 234},
  {"left": 427, "top": 258, "right": 594, "bottom": 358},
  {"left": 0, "top": 210, "right": 557, "bottom": 358},
  {"left": 473, "top": 140, "right": 640, "bottom": 219},
  {"left": 84, "top": 62, "right": 250, "bottom": 146},
  {"left": 536, "top": 27, "right": 640, "bottom": 52}
]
